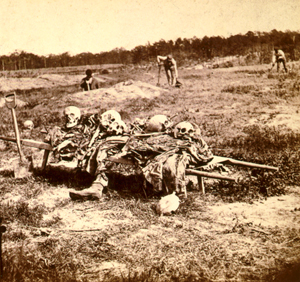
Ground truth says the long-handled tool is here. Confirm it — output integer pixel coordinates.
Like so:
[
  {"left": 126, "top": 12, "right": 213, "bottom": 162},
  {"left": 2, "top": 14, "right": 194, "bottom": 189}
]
[
  {"left": 175, "top": 79, "right": 182, "bottom": 88},
  {"left": 157, "top": 64, "right": 162, "bottom": 86},
  {"left": 5, "top": 92, "right": 31, "bottom": 178},
  {"left": 87, "top": 78, "right": 91, "bottom": 91},
  {"left": 269, "top": 62, "right": 275, "bottom": 72}
]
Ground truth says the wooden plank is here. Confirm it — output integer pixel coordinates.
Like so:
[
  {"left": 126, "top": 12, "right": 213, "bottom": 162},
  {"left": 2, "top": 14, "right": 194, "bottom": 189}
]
[
  {"left": 186, "top": 169, "right": 236, "bottom": 181},
  {"left": 21, "top": 139, "right": 53, "bottom": 151},
  {"left": 214, "top": 156, "right": 278, "bottom": 171},
  {"left": 131, "top": 132, "right": 165, "bottom": 137},
  {"left": 0, "top": 135, "right": 278, "bottom": 173},
  {"left": 0, "top": 136, "right": 53, "bottom": 151},
  {"left": 41, "top": 150, "right": 50, "bottom": 170},
  {"left": 197, "top": 176, "right": 205, "bottom": 194}
]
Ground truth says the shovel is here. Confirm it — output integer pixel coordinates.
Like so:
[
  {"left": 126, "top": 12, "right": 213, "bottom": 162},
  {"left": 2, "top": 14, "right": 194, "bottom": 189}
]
[
  {"left": 5, "top": 92, "right": 31, "bottom": 178},
  {"left": 175, "top": 79, "right": 182, "bottom": 88},
  {"left": 157, "top": 64, "right": 162, "bottom": 86}
]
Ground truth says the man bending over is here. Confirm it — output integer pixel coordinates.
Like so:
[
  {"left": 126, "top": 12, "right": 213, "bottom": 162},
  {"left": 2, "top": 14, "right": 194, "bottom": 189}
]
[
  {"left": 157, "top": 54, "right": 178, "bottom": 86},
  {"left": 271, "top": 47, "right": 288, "bottom": 73}
]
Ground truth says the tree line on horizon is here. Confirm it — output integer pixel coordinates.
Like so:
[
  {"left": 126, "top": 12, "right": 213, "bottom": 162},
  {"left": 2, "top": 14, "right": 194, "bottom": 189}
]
[{"left": 1, "top": 29, "right": 299, "bottom": 71}]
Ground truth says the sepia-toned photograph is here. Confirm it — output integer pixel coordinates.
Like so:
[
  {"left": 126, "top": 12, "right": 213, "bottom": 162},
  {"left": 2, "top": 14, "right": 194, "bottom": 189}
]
[{"left": 0, "top": 0, "right": 300, "bottom": 281}]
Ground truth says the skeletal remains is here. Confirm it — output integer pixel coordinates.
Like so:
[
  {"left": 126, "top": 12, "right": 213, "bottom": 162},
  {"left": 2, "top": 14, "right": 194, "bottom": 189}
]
[
  {"left": 100, "top": 110, "right": 121, "bottom": 129},
  {"left": 145, "top": 114, "right": 173, "bottom": 133},
  {"left": 156, "top": 191, "right": 180, "bottom": 215},
  {"left": 23, "top": 120, "right": 34, "bottom": 130},
  {"left": 0, "top": 103, "right": 279, "bottom": 207},
  {"left": 107, "top": 120, "right": 128, "bottom": 135},
  {"left": 62, "top": 108, "right": 187, "bottom": 138},
  {"left": 64, "top": 106, "right": 81, "bottom": 128},
  {"left": 173, "top": 121, "right": 200, "bottom": 140}
]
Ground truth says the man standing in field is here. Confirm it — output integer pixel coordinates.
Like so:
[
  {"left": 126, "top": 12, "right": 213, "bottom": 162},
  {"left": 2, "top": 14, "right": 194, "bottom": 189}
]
[
  {"left": 80, "top": 69, "right": 101, "bottom": 91},
  {"left": 270, "top": 47, "right": 288, "bottom": 73},
  {"left": 157, "top": 54, "right": 179, "bottom": 86}
]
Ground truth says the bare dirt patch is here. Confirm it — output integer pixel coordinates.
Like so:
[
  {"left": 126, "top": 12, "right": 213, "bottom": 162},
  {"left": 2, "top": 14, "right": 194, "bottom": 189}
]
[
  {"left": 209, "top": 186, "right": 300, "bottom": 229},
  {"left": 1, "top": 62, "right": 300, "bottom": 281}
]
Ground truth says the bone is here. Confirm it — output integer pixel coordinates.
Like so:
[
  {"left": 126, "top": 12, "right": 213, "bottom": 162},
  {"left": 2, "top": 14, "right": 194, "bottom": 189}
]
[{"left": 64, "top": 106, "right": 81, "bottom": 128}]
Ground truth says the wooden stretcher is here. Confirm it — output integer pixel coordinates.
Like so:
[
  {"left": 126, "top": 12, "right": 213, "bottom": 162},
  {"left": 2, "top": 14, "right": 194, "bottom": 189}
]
[{"left": 0, "top": 135, "right": 278, "bottom": 194}]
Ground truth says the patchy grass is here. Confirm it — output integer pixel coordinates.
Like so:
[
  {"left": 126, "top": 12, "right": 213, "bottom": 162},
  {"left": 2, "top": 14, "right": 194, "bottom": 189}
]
[
  {"left": 1, "top": 62, "right": 300, "bottom": 281},
  {"left": 221, "top": 83, "right": 260, "bottom": 94}
]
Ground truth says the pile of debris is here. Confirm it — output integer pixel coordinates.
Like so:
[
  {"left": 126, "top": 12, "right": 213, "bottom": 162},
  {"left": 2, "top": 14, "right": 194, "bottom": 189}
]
[
  {"left": 45, "top": 106, "right": 214, "bottom": 198},
  {"left": 0, "top": 104, "right": 279, "bottom": 211}
]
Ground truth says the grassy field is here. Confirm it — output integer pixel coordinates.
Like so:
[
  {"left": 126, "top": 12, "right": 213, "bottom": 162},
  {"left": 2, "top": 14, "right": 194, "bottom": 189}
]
[{"left": 0, "top": 62, "right": 300, "bottom": 282}]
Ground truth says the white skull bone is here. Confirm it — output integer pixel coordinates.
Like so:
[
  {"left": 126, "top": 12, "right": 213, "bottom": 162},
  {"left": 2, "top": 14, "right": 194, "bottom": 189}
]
[
  {"left": 156, "top": 192, "right": 180, "bottom": 215},
  {"left": 174, "top": 121, "right": 195, "bottom": 140},
  {"left": 23, "top": 120, "right": 34, "bottom": 130},
  {"left": 107, "top": 120, "right": 127, "bottom": 135},
  {"left": 100, "top": 110, "right": 121, "bottom": 129},
  {"left": 64, "top": 106, "right": 81, "bottom": 128},
  {"left": 145, "top": 115, "right": 172, "bottom": 132}
]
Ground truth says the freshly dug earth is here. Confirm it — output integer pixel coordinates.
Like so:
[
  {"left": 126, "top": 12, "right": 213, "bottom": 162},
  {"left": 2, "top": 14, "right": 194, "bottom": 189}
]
[
  {"left": 62, "top": 80, "right": 167, "bottom": 108},
  {"left": 0, "top": 62, "right": 300, "bottom": 281}
]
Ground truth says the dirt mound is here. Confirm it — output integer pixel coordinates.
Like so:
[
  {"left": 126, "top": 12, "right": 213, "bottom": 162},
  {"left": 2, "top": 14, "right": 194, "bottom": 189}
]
[
  {"left": 0, "top": 74, "right": 84, "bottom": 92},
  {"left": 64, "top": 80, "right": 167, "bottom": 108},
  {"left": 38, "top": 74, "right": 83, "bottom": 84}
]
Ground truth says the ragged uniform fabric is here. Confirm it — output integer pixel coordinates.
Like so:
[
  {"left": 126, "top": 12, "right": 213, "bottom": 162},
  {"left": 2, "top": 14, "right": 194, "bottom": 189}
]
[
  {"left": 127, "top": 134, "right": 213, "bottom": 193},
  {"left": 45, "top": 116, "right": 214, "bottom": 194},
  {"left": 162, "top": 152, "right": 190, "bottom": 195}
]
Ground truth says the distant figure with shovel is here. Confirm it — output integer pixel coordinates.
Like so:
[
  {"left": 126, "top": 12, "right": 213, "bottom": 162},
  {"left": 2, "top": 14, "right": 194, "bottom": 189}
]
[
  {"left": 270, "top": 47, "right": 288, "bottom": 73},
  {"left": 80, "top": 69, "right": 101, "bottom": 91},
  {"left": 157, "top": 54, "right": 181, "bottom": 87}
]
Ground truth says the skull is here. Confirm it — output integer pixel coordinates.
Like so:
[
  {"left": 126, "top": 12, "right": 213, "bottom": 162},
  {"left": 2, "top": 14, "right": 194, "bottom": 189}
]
[
  {"left": 23, "top": 120, "right": 34, "bottom": 130},
  {"left": 132, "top": 117, "right": 146, "bottom": 128},
  {"left": 174, "top": 121, "right": 196, "bottom": 140},
  {"left": 145, "top": 115, "right": 172, "bottom": 133},
  {"left": 107, "top": 120, "right": 127, "bottom": 136},
  {"left": 64, "top": 106, "right": 81, "bottom": 128},
  {"left": 100, "top": 110, "right": 121, "bottom": 129},
  {"left": 156, "top": 192, "right": 180, "bottom": 215}
]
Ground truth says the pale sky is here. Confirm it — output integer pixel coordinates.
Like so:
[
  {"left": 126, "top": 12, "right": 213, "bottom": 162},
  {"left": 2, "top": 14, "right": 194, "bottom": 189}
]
[{"left": 0, "top": 0, "right": 299, "bottom": 56}]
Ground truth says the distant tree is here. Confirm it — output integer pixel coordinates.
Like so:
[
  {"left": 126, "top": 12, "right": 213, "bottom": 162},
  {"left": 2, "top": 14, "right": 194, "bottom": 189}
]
[
  {"left": 191, "top": 37, "right": 203, "bottom": 58},
  {"left": 119, "top": 48, "right": 132, "bottom": 64},
  {"left": 132, "top": 45, "right": 147, "bottom": 64},
  {"left": 59, "top": 52, "right": 70, "bottom": 67},
  {"left": 1, "top": 30, "right": 300, "bottom": 70},
  {"left": 183, "top": 38, "right": 192, "bottom": 52},
  {"left": 210, "top": 36, "right": 225, "bottom": 57},
  {"left": 201, "top": 36, "right": 213, "bottom": 59},
  {"left": 175, "top": 38, "right": 183, "bottom": 50},
  {"left": 47, "top": 54, "right": 60, "bottom": 68},
  {"left": 156, "top": 39, "right": 170, "bottom": 55}
]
